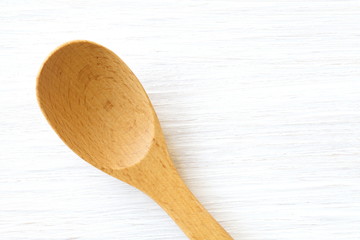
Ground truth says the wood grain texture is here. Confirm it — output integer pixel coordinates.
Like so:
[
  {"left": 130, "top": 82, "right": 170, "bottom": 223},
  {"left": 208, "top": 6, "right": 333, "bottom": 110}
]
[
  {"left": 1, "top": 1, "right": 360, "bottom": 240},
  {"left": 37, "top": 40, "right": 233, "bottom": 239}
]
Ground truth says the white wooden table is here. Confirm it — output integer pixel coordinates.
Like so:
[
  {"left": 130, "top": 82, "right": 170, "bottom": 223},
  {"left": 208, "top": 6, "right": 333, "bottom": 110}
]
[{"left": 1, "top": 1, "right": 360, "bottom": 239}]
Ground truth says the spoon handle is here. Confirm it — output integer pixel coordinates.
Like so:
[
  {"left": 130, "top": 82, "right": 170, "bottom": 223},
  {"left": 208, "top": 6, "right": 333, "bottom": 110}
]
[
  {"left": 122, "top": 155, "right": 234, "bottom": 240},
  {"left": 152, "top": 171, "right": 233, "bottom": 240},
  {"left": 115, "top": 136, "right": 234, "bottom": 239}
]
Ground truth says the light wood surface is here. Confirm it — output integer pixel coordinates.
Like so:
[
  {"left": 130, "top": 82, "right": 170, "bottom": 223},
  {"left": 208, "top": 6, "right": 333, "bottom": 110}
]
[
  {"left": 37, "top": 40, "right": 233, "bottom": 239},
  {"left": 1, "top": 1, "right": 360, "bottom": 240}
]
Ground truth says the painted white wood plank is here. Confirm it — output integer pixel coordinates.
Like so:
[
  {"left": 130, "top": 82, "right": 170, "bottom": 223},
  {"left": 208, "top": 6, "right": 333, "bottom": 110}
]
[{"left": 1, "top": 1, "right": 360, "bottom": 239}]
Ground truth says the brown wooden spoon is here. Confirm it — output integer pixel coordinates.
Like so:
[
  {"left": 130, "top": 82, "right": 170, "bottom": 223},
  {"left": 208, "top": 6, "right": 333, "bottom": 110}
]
[{"left": 36, "top": 40, "right": 233, "bottom": 240}]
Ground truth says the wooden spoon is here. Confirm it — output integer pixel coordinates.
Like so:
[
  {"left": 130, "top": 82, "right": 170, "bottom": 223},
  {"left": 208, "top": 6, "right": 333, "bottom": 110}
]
[{"left": 36, "top": 40, "right": 233, "bottom": 240}]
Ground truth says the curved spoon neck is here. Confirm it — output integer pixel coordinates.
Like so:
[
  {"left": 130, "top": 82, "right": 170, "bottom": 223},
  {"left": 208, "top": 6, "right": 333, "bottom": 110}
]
[{"left": 116, "top": 144, "right": 177, "bottom": 190}]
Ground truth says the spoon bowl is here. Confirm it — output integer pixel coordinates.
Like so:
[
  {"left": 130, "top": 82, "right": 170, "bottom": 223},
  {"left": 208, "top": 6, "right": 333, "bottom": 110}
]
[
  {"left": 37, "top": 40, "right": 233, "bottom": 240},
  {"left": 37, "top": 41, "right": 155, "bottom": 169}
]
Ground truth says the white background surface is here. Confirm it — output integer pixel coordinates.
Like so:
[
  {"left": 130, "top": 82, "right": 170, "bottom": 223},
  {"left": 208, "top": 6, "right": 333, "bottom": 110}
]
[{"left": 1, "top": 1, "right": 360, "bottom": 239}]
